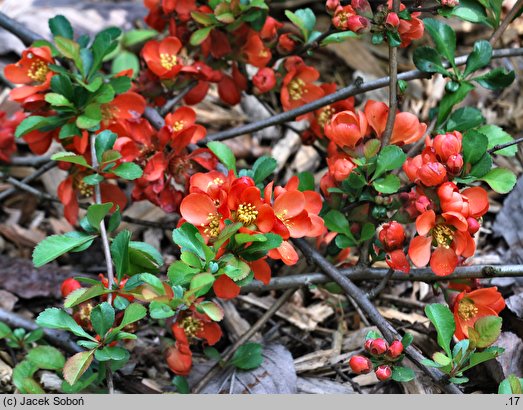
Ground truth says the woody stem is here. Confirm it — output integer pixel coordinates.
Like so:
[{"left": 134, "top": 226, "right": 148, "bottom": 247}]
[
  {"left": 489, "top": 0, "right": 523, "bottom": 45},
  {"left": 89, "top": 134, "right": 115, "bottom": 394}
]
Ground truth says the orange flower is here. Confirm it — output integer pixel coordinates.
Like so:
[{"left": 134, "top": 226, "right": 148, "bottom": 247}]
[
  {"left": 166, "top": 325, "right": 193, "bottom": 376},
  {"left": 324, "top": 110, "right": 368, "bottom": 149},
  {"left": 453, "top": 287, "right": 505, "bottom": 340},
  {"left": 0, "top": 111, "right": 24, "bottom": 162},
  {"left": 280, "top": 57, "right": 324, "bottom": 111},
  {"left": 242, "top": 33, "right": 272, "bottom": 68},
  {"left": 364, "top": 100, "right": 427, "bottom": 145},
  {"left": 4, "top": 46, "right": 54, "bottom": 107},
  {"left": 142, "top": 37, "right": 184, "bottom": 79},
  {"left": 389, "top": 1, "right": 424, "bottom": 48},
  {"left": 101, "top": 91, "right": 146, "bottom": 129}
]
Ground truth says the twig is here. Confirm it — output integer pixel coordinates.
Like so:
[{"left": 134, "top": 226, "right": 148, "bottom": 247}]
[
  {"left": 89, "top": 134, "right": 114, "bottom": 394},
  {"left": 0, "top": 161, "right": 56, "bottom": 202},
  {"left": 331, "top": 364, "right": 364, "bottom": 394},
  {"left": 292, "top": 238, "right": 462, "bottom": 394},
  {"left": 489, "top": 0, "right": 523, "bottom": 46},
  {"left": 159, "top": 81, "right": 197, "bottom": 116},
  {"left": 3, "top": 156, "right": 52, "bottom": 167},
  {"left": 241, "top": 264, "right": 523, "bottom": 293},
  {"left": 488, "top": 136, "right": 523, "bottom": 154},
  {"left": 380, "top": 0, "right": 400, "bottom": 148},
  {"left": 366, "top": 268, "right": 395, "bottom": 299},
  {"left": 192, "top": 288, "right": 296, "bottom": 393}
]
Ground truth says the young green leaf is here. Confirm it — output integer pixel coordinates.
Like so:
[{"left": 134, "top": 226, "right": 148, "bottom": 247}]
[
  {"left": 63, "top": 351, "right": 95, "bottom": 386},
  {"left": 33, "top": 232, "right": 97, "bottom": 267},
  {"left": 230, "top": 342, "right": 263, "bottom": 370},
  {"left": 36, "top": 308, "right": 96, "bottom": 341},
  {"left": 111, "top": 230, "right": 131, "bottom": 281},
  {"left": 424, "top": 18, "right": 456, "bottom": 66},
  {"left": 424, "top": 303, "right": 455, "bottom": 357},
  {"left": 374, "top": 145, "right": 407, "bottom": 179},
  {"left": 27, "top": 346, "right": 65, "bottom": 370},
  {"left": 208, "top": 141, "right": 237, "bottom": 174},
  {"left": 480, "top": 168, "right": 516, "bottom": 194},
  {"left": 112, "top": 162, "right": 143, "bottom": 180},
  {"left": 464, "top": 40, "right": 492, "bottom": 77},
  {"left": 90, "top": 302, "right": 115, "bottom": 337}
]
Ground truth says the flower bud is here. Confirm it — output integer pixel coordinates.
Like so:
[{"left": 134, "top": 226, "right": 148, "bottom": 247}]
[
  {"left": 364, "top": 339, "right": 373, "bottom": 352},
  {"left": 415, "top": 195, "right": 431, "bottom": 213},
  {"left": 253, "top": 67, "right": 276, "bottom": 94},
  {"left": 402, "top": 155, "right": 423, "bottom": 183},
  {"left": 418, "top": 162, "right": 447, "bottom": 186},
  {"left": 329, "top": 157, "right": 356, "bottom": 181},
  {"left": 369, "top": 338, "right": 389, "bottom": 356},
  {"left": 442, "top": 0, "right": 459, "bottom": 6},
  {"left": 326, "top": 0, "right": 340, "bottom": 13},
  {"left": 375, "top": 365, "right": 392, "bottom": 381},
  {"left": 277, "top": 33, "right": 297, "bottom": 54},
  {"left": 433, "top": 131, "right": 462, "bottom": 163},
  {"left": 385, "top": 12, "right": 400, "bottom": 29},
  {"left": 61, "top": 278, "right": 81, "bottom": 298},
  {"left": 446, "top": 154, "right": 463, "bottom": 175},
  {"left": 379, "top": 222, "right": 405, "bottom": 251},
  {"left": 467, "top": 217, "right": 480, "bottom": 235},
  {"left": 385, "top": 340, "right": 404, "bottom": 359},
  {"left": 349, "top": 355, "right": 373, "bottom": 374}
]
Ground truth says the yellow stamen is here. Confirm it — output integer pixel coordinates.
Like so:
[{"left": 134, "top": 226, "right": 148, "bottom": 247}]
[
  {"left": 457, "top": 298, "right": 478, "bottom": 320},
  {"left": 172, "top": 120, "right": 185, "bottom": 132},
  {"left": 236, "top": 202, "right": 258, "bottom": 225},
  {"left": 432, "top": 224, "right": 454, "bottom": 248},
  {"left": 160, "top": 53, "right": 178, "bottom": 70},
  {"left": 203, "top": 213, "right": 221, "bottom": 238},
  {"left": 317, "top": 105, "right": 335, "bottom": 127},
  {"left": 288, "top": 78, "right": 307, "bottom": 101},
  {"left": 27, "top": 59, "right": 49, "bottom": 82},
  {"left": 181, "top": 316, "right": 203, "bottom": 338}
]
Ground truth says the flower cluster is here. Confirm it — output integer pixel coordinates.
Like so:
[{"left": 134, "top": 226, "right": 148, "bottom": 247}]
[
  {"left": 349, "top": 336, "right": 407, "bottom": 381},
  {"left": 0, "top": 111, "right": 24, "bottom": 162},
  {"left": 377, "top": 221, "right": 409, "bottom": 273}
]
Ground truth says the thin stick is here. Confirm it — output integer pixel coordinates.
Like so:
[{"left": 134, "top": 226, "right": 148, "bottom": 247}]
[
  {"left": 4, "top": 155, "right": 52, "bottom": 167},
  {"left": 159, "top": 81, "right": 197, "bottom": 116},
  {"left": 89, "top": 134, "right": 115, "bottom": 394},
  {"left": 192, "top": 288, "right": 296, "bottom": 393},
  {"left": 292, "top": 239, "right": 462, "bottom": 394},
  {"left": 0, "top": 161, "right": 56, "bottom": 202},
  {"left": 241, "top": 264, "right": 523, "bottom": 293},
  {"left": 489, "top": 0, "right": 523, "bottom": 46},
  {"left": 380, "top": 0, "right": 400, "bottom": 148},
  {"left": 488, "top": 136, "right": 523, "bottom": 154},
  {"left": 367, "top": 268, "right": 395, "bottom": 299}
]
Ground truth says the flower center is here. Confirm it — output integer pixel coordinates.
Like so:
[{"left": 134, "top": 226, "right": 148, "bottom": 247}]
[
  {"left": 101, "top": 104, "right": 119, "bottom": 121},
  {"left": 73, "top": 174, "right": 94, "bottom": 198},
  {"left": 203, "top": 213, "right": 221, "bottom": 237},
  {"left": 317, "top": 105, "right": 335, "bottom": 127},
  {"left": 288, "top": 78, "right": 307, "bottom": 101},
  {"left": 160, "top": 53, "right": 178, "bottom": 70},
  {"left": 181, "top": 316, "right": 203, "bottom": 338},
  {"left": 172, "top": 120, "right": 185, "bottom": 132},
  {"left": 236, "top": 202, "right": 258, "bottom": 225},
  {"left": 457, "top": 298, "right": 479, "bottom": 321},
  {"left": 432, "top": 224, "right": 454, "bottom": 248},
  {"left": 27, "top": 59, "right": 49, "bottom": 82}
]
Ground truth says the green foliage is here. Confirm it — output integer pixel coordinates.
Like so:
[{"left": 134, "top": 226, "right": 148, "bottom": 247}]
[
  {"left": 33, "top": 232, "right": 97, "bottom": 267},
  {"left": 230, "top": 342, "right": 264, "bottom": 370},
  {"left": 208, "top": 141, "right": 237, "bottom": 174}
]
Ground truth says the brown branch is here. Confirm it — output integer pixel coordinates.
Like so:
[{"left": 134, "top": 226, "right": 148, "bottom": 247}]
[
  {"left": 380, "top": 0, "right": 400, "bottom": 148},
  {"left": 0, "top": 161, "right": 56, "bottom": 202},
  {"left": 488, "top": 136, "right": 523, "bottom": 154},
  {"left": 3, "top": 156, "right": 52, "bottom": 167},
  {"left": 489, "top": 0, "right": 523, "bottom": 46},
  {"left": 292, "top": 238, "right": 462, "bottom": 394}
]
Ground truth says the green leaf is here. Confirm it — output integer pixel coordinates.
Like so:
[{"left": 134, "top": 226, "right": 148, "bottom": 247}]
[
  {"left": 401, "top": 333, "right": 414, "bottom": 349},
  {"left": 45, "top": 92, "right": 73, "bottom": 107},
  {"left": 90, "top": 302, "right": 115, "bottom": 337},
  {"left": 230, "top": 342, "right": 263, "bottom": 370},
  {"left": 285, "top": 8, "right": 316, "bottom": 40},
  {"left": 462, "top": 130, "right": 489, "bottom": 165},
  {"left": 461, "top": 346, "right": 504, "bottom": 372},
  {"left": 0, "top": 322, "right": 12, "bottom": 339},
  {"left": 208, "top": 141, "right": 236, "bottom": 174},
  {"left": 109, "top": 76, "right": 132, "bottom": 94},
  {"left": 238, "top": 233, "right": 282, "bottom": 261},
  {"left": 467, "top": 315, "right": 503, "bottom": 349},
  {"left": 27, "top": 346, "right": 65, "bottom": 370},
  {"left": 199, "top": 301, "right": 224, "bottom": 321},
  {"left": 149, "top": 301, "right": 175, "bottom": 319},
  {"left": 438, "top": 82, "right": 475, "bottom": 124},
  {"left": 59, "top": 123, "right": 81, "bottom": 140},
  {"left": 172, "top": 375, "right": 190, "bottom": 394},
  {"left": 111, "top": 51, "right": 140, "bottom": 77},
  {"left": 15, "top": 116, "right": 54, "bottom": 138},
  {"left": 498, "top": 375, "right": 523, "bottom": 394},
  {"left": 112, "top": 162, "right": 143, "bottom": 180},
  {"left": 372, "top": 174, "right": 401, "bottom": 194},
  {"left": 297, "top": 171, "right": 315, "bottom": 192},
  {"left": 445, "top": 107, "right": 485, "bottom": 132},
  {"left": 448, "top": 0, "right": 488, "bottom": 24},
  {"left": 63, "top": 351, "right": 95, "bottom": 386},
  {"left": 252, "top": 156, "right": 277, "bottom": 184},
  {"left": 86, "top": 203, "right": 112, "bottom": 229},
  {"left": 480, "top": 168, "right": 516, "bottom": 194},
  {"left": 122, "top": 29, "right": 158, "bottom": 47},
  {"left": 473, "top": 67, "right": 515, "bottom": 90},
  {"left": 51, "top": 151, "right": 91, "bottom": 167},
  {"left": 374, "top": 145, "right": 406, "bottom": 179},
  {"left": 55, "top": 36, "right": 81, "bottom": 69},
  {"left": 391, "top": 366, "right": 415, "bottom": 382},
  {"left": 321, "top": 31, "right": 358, "bottom": 45},
  {"left": 36, "top": 308, "right": 95, "bottom": 340},
  {"left": 95, "top": 346, "right": 129, "bottom": 362},
  {"left": 323, "top": 209, "right": 351, "bottom": 236},
  {"left": 413, "top": 46, "right": 449, "bottom": 76},
  {"left": 190, "top": 27, "right": 212, "bottom": 46},
  {"left": 95, "top": 130, "right": 117, "bottom": 164},
  {"left": 128, "top": 241, "right": 163, "bottom": 274},
  {"left": 64, "top": 283, "right": 108, "bottom": 308},
  {"left": 111, "top": 230, "right": 131, "bottom": 281},
  {"left": 49, "top": 15, "right": 74, "bottom": 39},
  {"left": 464, "top": 40, "right": 492, "bottom": 77},
  {"left": 479, "top": 125, "right": 518, "bottom": 156},
  {"left": 190, "top": 273, "right": 215, "bottom": 297},
  {"left": 425, "top": 303, "right": 455, "bottom": 357},
  {"left": 172, "top": 223, "right": 207, "bottom": 261},
  {"left": 468, "top": 152, "right": 492, "bottom": 178},
  {"left": 117, "top": 303, "right": 147, "bottom": 329},
  {"left": 33, "top": 232, "right": 97, "bottom": 267},
  {"left": 424, "top": 18, "right": 456, "bottom": 66}
]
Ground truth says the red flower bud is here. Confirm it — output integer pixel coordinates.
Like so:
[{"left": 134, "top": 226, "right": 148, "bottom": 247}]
[
  {"left": 253, "top": 67, "right": 276, "bottom": 94},
  {"left": 415, "top": 195, "right": 431, "bottom": 214},
  {"left": 379, "top": 221, "right": 405, "bottom": 251},
  {"left": 467, "top": 217, "right": 480, "bottom": 235},
  {"left": 347, "top": 15, "right": 370, "bottom": 33},
  {"left": 352, "top": 0, "right": 373, "bottom": 17},
  {"left": 326, "top": 0, "right": 341, "bottom": 13},
  {"left": 375, "top": 365, "right": 392, "bottom": 381},
  {"left": 278, "top": 33, "right": 297, "bottom": 53},
  {"left": 418, "top": 162, "right": 447, "bottom": 186},
  {"left": 446, "top": 154, "right": 463, "bottom": 175},
  {"left": 364, "top": 339, "right": 373, "bottom": 352},
  {"left": 385, "top": 12, "right": 400, "bottom": 29},
  {"left": 442, "top": 0, "right": 459, "bottom": 6},
  {"left": 349, "top": 355, "right": 373, "bottom": 374},
  {"left": 165, "top": 343, "right": 193, "bottom": 376},
  {"left": 61, "top": 278, "right": 81, "bottom": 298},
  {"left": 433, "top": 131, "right": 462, "bottom": 163},
  {"left": 369, "top": 338, "right": 389, "bottom": 356},
  {"left": 386, "top": 340, "right": 404, "bottom": 359}
]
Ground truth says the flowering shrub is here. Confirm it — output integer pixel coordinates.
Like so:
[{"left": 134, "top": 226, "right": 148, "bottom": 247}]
[{"left": 1, "top": 0, "right": 520, "bottom": 394}]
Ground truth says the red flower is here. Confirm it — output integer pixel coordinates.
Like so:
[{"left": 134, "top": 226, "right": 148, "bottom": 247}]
[
  {"left": 408, "top": 209, "right": 475, "bottom": 276},
  {"left": 277, "top": 33, "right": 297, "bottom": 54},
  {"left": 453, "top": 287, "right": 505, "bottom": 340},
  {"left": 61, "top": 278, "right": 82, "bottom": 298},
  {"left": 260, "top": 16, "right": 283, "bottom": 40},
  {"left": 142, "top": 37, "right": 185, "bottom": 79},
  {"left": 101, "top": 91, "right": 146, "bottom": 130},
  {"left": 364, "top": 100, "right": 427, "bottom": 146},
  {"left": 253, "top": 67, "right": 277, "bottom": 94},
  {"left": 403, "top": 148, "right": 447, "bottom": 186},
  {"left": 172, "top": 304, "right": 223, "bottom": 346},
  {"left": 0, "top": 111, "right": 24, "bottom": 162},
  {"left": 379, "top": 221, "right": 405, "bottom": 251},
  {"left": 391, "top": 2, "right": 424, "bottom": 48},
  {"left": 332, "top": 5, "right": 369, "bottom": 33},
  {"left": 165, "top": 334, "right": 193, "bottom": 376},
  {"left": 280, "top": 57, "right": 324, "bottom": 111},
  {"left": 324, "top": 110, "right": 368, "bottom": 149},
  {"left": 4, "top": 46, "right": 54, "bottom": 107},
  {"left": 242, "top": 33, "right": 272, "bottom": 68}
]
